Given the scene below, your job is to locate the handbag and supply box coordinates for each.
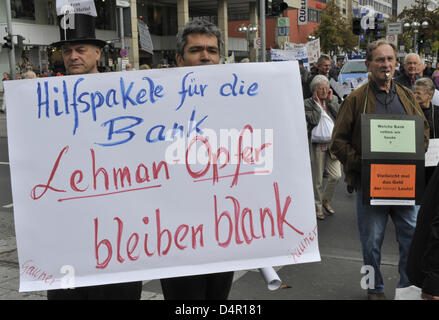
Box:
[311,103,334,143]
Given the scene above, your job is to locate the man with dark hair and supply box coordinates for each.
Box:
[159,19,234,300]
[330,40,429,300]
[175,19,222,67]
[46,13,142,300]
[304,54,338,99]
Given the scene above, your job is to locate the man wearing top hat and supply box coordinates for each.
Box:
[46,12,142,300]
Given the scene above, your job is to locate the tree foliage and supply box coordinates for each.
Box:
[398,0,439,55]
[312,0,357,54]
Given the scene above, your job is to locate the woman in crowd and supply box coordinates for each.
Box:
[414,78,439,186]
[304,75,341,220]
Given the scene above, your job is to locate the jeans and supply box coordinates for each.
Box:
[356,189,417,294]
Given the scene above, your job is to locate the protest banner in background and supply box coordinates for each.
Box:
[271,46,308,62]
[280,39,320,69]
[305,38,320,65]
[5,62,319,292]
[137,19,154,54]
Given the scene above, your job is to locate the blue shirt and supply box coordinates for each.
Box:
[370,80,406,115]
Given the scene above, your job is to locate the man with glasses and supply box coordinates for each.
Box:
[395,53,422,92]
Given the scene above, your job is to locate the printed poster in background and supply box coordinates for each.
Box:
[5,62,320,292]
[138,19,154,55]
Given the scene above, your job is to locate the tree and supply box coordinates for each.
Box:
[398,0,439,55]
[312,0,357,54]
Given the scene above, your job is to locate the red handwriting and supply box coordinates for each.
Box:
[193,170,271,183]
[94,210,205,269]
[214,181,303,247]
[93,181,301,269]
[290,225,318,263]
[185,125,271,187]
[30,146,170,201]
[21,260,58,285]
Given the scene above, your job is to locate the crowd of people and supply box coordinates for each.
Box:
[304,41,438,300]
[1,12,438,301]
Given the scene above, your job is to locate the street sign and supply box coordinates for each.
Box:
[277,26,290,36]
[116,0,130,8]
[387,22,402,35]
[120,48,128,56]
[386,34,398,47]
[254,38,261,49]
[277,17,289,27]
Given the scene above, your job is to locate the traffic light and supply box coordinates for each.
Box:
[419,33,425,52]
[271,0,288,16]
[2,35,12,50]
[374,14,385,39]
[352,17,362,35]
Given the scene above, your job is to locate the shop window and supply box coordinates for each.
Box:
[308,8,321,23]
[11,0,35,20]
[95,0,116,30]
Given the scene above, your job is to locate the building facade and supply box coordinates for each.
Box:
[2,0,368,83]
[358,0,393,17]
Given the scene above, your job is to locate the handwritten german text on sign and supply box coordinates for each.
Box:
[5,62,319,292]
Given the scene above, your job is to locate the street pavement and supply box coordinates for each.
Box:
[0,111,404,300]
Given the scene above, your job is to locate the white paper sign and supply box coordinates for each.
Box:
[306,38,320,65]
[283,39,320,65]
[5,62,320,292]
[56,0,97,16]
[425,138,439,167]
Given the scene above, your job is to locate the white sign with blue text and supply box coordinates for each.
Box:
[5,62,320,292]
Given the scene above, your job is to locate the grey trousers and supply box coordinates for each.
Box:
[310,143,342,211]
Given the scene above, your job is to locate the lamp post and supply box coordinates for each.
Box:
[307,35,316,41]
[238,23,258,60]
[403,20,429,54]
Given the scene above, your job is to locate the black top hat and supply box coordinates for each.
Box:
[51,14,107,48]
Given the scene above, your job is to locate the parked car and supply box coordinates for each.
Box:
[338,59,368,87]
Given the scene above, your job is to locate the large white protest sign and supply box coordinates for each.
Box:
[5,62,320,292]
